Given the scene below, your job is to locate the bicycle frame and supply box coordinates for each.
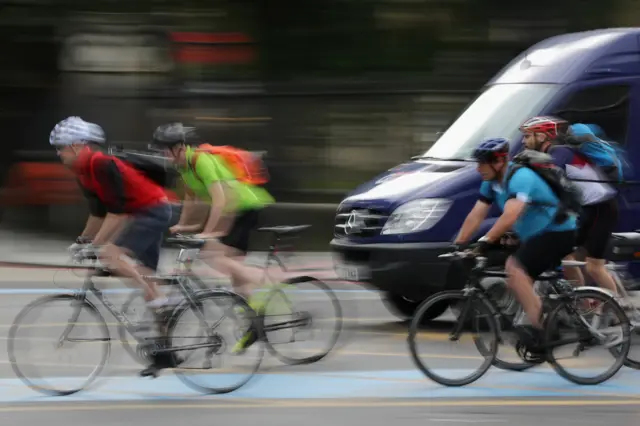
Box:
[447,253,612,350]
[61,257,235,355]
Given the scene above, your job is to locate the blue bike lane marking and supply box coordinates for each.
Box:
[0,369,637,403]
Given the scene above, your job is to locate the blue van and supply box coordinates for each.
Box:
[330,28,640,321]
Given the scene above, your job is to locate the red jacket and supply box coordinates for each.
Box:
[74,148,168,214]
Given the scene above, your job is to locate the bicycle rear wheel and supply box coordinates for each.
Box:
[408,290,498,386]
[168,289,264,394]
[261,276,343,365]
[8,294,111,396]
[545,288,631,385]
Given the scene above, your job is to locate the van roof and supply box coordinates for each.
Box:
[488,28,640,85]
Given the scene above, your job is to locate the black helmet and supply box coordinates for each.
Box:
[151,122,196,148]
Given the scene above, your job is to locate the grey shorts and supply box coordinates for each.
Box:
[114,203,172,271]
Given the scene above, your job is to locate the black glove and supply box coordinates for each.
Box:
[470,237,499,256]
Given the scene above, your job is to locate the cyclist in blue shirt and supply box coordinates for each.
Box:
[454,138,577,355]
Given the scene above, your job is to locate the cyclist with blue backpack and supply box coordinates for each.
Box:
[454,138,577,359]
[519,116,621,297]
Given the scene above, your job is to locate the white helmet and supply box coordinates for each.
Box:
[49,116,105,146]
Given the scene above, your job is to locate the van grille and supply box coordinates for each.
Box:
[334,208,389,238]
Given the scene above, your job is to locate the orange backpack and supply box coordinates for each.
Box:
[190,144,269,186]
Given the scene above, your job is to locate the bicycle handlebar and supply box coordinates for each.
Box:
[164,233,210,249]
[438,250,488,264]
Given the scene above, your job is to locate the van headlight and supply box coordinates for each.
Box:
[381,198,452,235]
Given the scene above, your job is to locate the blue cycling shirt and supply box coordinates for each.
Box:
[479,163,577,241]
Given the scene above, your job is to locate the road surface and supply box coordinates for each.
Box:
[0,231,639,425]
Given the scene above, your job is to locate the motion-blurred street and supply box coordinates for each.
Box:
[0,231,639,425]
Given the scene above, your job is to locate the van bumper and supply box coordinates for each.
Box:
[329,238,455,300]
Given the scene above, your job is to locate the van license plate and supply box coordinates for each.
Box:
[336,265,370,282]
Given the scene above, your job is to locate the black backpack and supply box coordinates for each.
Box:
[505,150,583,223]
[110,149,179,189]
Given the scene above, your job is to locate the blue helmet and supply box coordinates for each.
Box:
[472,138,510,163]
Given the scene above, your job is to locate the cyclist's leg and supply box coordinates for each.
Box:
[200,209,265,299]
[100,203,172,306]
[582,198,619,295]
[563,208,595,287]
[507,230,577,330]
[200,209,271,352]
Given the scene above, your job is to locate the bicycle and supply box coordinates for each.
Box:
[562,230,640,370]
[407,249,631,387]
[7,239,264,396]
[120,224,343,367]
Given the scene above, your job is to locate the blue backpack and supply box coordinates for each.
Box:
[564,123,631,183]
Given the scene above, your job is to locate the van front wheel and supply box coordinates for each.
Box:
[382,291,449,322]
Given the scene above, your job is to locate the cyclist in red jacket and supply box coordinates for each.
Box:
[49,116,178,376]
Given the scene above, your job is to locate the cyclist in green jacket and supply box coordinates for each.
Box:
[151,123,275,352]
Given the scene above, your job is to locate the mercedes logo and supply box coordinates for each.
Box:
[345,210,366,235]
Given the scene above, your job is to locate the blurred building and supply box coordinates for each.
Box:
[0,0,633,215]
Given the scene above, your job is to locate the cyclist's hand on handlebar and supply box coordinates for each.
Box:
[470,236,501,256]
[194,231,224,240]
[169,224,201,234]
[68,236,92,254]
[72,244,99,262]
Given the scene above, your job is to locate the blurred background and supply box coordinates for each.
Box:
[0,0,634,247]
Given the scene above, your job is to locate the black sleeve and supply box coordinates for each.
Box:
[478,195,493,205]
[92,158,126,214]
[77,179,107,218]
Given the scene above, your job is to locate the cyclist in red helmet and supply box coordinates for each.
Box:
[520,116,619,297]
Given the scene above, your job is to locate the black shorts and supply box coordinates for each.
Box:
[113,202,173,271]
[513,230,576,280]
[576,197,619,259]
[219,209,261,254]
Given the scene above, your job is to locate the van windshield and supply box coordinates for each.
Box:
[421,83,560,160]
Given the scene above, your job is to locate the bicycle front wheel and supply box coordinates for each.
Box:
[408,290,499,386]
[8,294,111,396]
[168,289,264,394]
[261,276,343,365]
[545,288,631,385]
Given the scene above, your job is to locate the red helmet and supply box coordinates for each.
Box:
[519,116,568,139]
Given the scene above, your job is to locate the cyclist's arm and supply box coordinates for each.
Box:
[193,154,237,234]
[78,181,106,239]
[175,191,198,227]
[454,182,493,244]
[483,169,532,243]
[80,215,104,240]
[547,146,573,171]
[91,158,128,245]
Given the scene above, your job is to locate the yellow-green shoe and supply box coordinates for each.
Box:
[231,328,258,354]
[231,283,292,354]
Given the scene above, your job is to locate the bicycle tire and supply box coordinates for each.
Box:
[545,288,631,385]
[168,289,264,394]
[408,290,498,386]
[8,294,111,396]
[261,276,343,365]
[451,298,537,373]
[608,269,640,370]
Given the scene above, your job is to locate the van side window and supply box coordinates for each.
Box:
[555,84,630,145]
